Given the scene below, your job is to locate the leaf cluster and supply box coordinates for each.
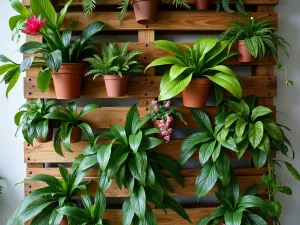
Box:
[216,0,246,14]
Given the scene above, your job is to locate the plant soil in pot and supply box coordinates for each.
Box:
[182,78,212,108]
[236,40,254,63]
[35,128,53,143]
[132,0,158,24]
[70,127,82,143]
[52,63,85,99]
[103,75,129,97]
[153,119,175,142]
[195,0,210,10]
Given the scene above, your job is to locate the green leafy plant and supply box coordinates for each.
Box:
[217,97,300,224]
[145,38,242,104]
[220,17,291,84]
[118,0,190,25]
[198,175,268,225]
[83,0,102,14]
[58,190,110,225]
[85,43,143,79]
[44,102,100,156]
[7,165,89,225]
[1,0,105,96]
[14,99,58,145]
[76,105,191,224]
[216,0,246,14]
[180,108,237,198]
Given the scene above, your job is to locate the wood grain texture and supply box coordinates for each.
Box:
[24,140,254,163]
[58,12,276,31]
[24,75,277,99]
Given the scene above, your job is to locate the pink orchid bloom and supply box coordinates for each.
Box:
[151,100,157,105]
[164,100,171,108]
[22,15,46,35]
[154,105,159,112]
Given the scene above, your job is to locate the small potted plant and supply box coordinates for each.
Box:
[85,43,143,97]
[14,99,58,144]
[145,38,242,108]
[44,102,99,156]
[58,190,110,225]
[146,99,186,142]
[216,0,246,14]
[1,0,105,98]
[220,17,291,84]
[195,0,210,10]
[7,165,89,225]
[118,0,190,25]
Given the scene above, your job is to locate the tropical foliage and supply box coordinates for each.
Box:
[14,99,58,145]
[145,38,243,104]
[44,102,100,156]
[7,166,89,225]
[75,105,191,224]
[216,0,246,14]
[220,17,291,84]
[85,43,143,79]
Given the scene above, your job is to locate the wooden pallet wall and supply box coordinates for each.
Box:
[23,0,278,224]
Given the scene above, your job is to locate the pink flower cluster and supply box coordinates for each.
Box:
[22,15,46,35]
[158,115,173,143]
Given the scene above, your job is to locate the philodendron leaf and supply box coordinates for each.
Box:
[97,143,113,171]
[163,196,192,223]
[263,119,284,141]
[37,68,52,93]
[190,108,214,134]
[43,50,62,72]
[252,148,267,168]
[129,130,143,154]
[122,199,134,225]
[199,140,216,166]
[251,106,272,122]
[248,121,264,149]
[224,211,242,225]
[284,161,300,181]
[130,185,146,220]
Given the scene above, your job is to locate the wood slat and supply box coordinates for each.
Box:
[24,140,253,163]
[24,76,277,99]
[23,0,279,6]
[60,12,276,31]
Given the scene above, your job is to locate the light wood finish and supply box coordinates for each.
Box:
[24,75,277,99]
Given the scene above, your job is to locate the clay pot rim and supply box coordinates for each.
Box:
[236,40,246,46]
[190,77,212,84]
[132,0,159,4]
[103,75,129,80]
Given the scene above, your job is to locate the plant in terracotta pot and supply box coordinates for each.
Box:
[58,190,110,225]
[7,165,90,225]
[220,17,291,85]
[216,0,246,14]
[146,99,186,142]
[198,175,268,225]
[145,38,243,108]
[14,99,59,144]
[44,102,100,156]
[118,0,189,25]
[85,43,143,97]
[1,0,105,98]
[76,105,191,224]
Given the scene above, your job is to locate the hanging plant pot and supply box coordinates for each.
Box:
[52,63,85,100]
[182,78,212,108]
[60,217,68,225]
[153,119,175,141]
[103,75,129,97]
[195,0,210,10]
[236,40,254,63]
[70,127,82,143]
[35,128,53,143]
[132,0,158,24]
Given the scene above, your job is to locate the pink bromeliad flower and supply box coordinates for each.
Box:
[22,15,46,35]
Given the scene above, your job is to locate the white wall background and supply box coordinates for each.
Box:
[0,0,299,224]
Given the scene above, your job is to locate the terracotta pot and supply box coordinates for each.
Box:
[195,0,210,10]
[103,75,129,97]
[236,40,254,63]
[182,78,212,108]
[153,119,175,140]
[70,127,82,143]
[60,217,68,225]
[52,63,85,99]
[35,128,53,143]
[132,0,158,24]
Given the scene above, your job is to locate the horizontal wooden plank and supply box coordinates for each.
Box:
[25,140,254,163]
[24,76,277,99]
[23,0,279,6]
[61,12,276,31]
[25,173,265,197]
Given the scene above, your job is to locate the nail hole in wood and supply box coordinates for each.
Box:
[28,171,32,175]
[146,108,149,111]
[29,92,32,95]
[268,93,271,96]
[29,78,31,81]
[144,57,147,60]
[145,79,148,81]
[269,77,272,80]
[29,191,32,193]
[151,81,154,85]
[145,44,148,47]
[29,186,32,188]
[32,85,35,88]
[145,93,148,96]
[146,25,149,28]
[27,158,30,161]
[27,144,30,146]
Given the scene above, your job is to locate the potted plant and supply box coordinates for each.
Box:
[14,99,59,144]
[118,0,190,25]
[195,0,210,10]
[85,43,143,97]
[58,190,110,225]
[220,17,291,84]
[44,102,99,156]
[7,165,90,225]
[216,0,246,14]
[76,105,191,224]
[145,38,242,108]
[146,99,186,142]
[1,0,105,98]
[198,175,268,225]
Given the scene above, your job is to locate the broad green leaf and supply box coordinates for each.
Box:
[225,113,239,128]
[212,142,222,162]
[125,104,140,135]
[196,206,225,225]
[139,137,164,150]
[190,108,213,134]
[57,0,72,29]
[26,174,61,188]
[5,68,21,97]
[79,155,97,171]
[252,149,267,168]
[152,40,186,57]
[20,55,34,72]
[263,119,284,141]
[146,57,185,72]
[248,121,264,149]
[129,157,146,185]
[129,130,143,153]
[10,0,31,17]
[224,211,242,225]
[199,140,216,166]
[58,207,91,221]
[43,50,62,72]
[135,151,148,173]
[181,132,212,151]
[37,68,52,93]
[235,118,248,137]
[258,134,270,154]
[122,199,134,225]
[251,106,272,122]
[14,111,26,126]
[236,139,249,159]
[246,213,267,225]
[94,190,106,218]
[30,0,57,28]
[215,151,230,186]
[163,196,191,223]
[0,55,15,63]
[99,171,112,192]
[169,64,188,80]
[146,165,155,186]
[80,21,105,45]
[44,111,69,121]
[78,123,95,145]
[130,185,146,220]
[284,162,300,181]
[97,143,113,171]
[238,195,266,209]
[54,128,63,156]
[110,124,128,146]
[179,146,198,166]
[78,104,100,119]
[20,42,46,54]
